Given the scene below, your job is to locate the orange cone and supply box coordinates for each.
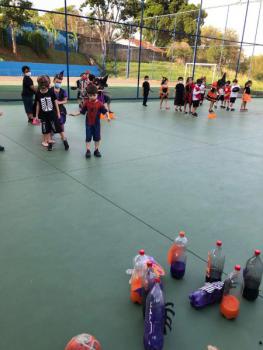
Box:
[208,112,217,119]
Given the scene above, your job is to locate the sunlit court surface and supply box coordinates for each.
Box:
[0,99,263,350]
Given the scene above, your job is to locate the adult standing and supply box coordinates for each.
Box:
[21,65,35,123]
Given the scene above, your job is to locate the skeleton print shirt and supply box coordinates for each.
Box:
[36,89,57,119]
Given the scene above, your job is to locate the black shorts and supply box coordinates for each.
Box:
[219,95,224,102]
[41,115,63,135]
[86,123,101,142]
[22,95,34,114]
[230,97,236,104]
[192,100,200,108]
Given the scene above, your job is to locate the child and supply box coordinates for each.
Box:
[218,85,225,108]
[21,65,36,123]
[224,81,231,110]
[240,80,252,112]
[230,79,240,111]
[191,79,202,117]
[200,77,206,106]
[206,82,218,113]
[184,77,194,114]
[70,84,107,159]
[95,75,112,120]
[35,75,69,151]
[52,71,68,131]
[174,77,185,112]
[0,111,4,152]
[160,77,170,110]
[142,75,151,107]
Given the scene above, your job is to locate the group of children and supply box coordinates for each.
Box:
[19,66,112,158]
[142,75,253,117]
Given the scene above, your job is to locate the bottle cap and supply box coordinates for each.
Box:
[255,250,261,256]
[235,265,241,271]
[147,261,153,267]
[139,249,145,256]
[216,240,222,247]
[154,277,161,283]
[179,231,185,237]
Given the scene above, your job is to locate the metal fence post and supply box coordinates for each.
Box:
[192,0,203,80]
[249,0,262,78]
[64,0,70,99]
[136,0,145,99]
[235,0,250,79]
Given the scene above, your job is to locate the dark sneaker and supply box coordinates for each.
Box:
[214,105,218,109]
[192,112,198,117]
[47,143,53,151]
[63,139,69,151]
[231,108,235,111]
[209,109,214,113]
[94,149,102,158]
[85,149,91,159]
[0,145,5,152]
[226,107,230,111]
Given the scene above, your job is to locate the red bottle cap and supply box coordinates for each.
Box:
[216,240,222,246]
[154,277,161,283]
[235,265,241,271]
[147,261,153,267]
[139,249,145,255]
[255,250,261,256]
[179,231,185,237]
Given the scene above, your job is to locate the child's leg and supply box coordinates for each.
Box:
[86,142,91,150]
[160,97,163,109]
[95,141,100,150]
[165,98,170,109]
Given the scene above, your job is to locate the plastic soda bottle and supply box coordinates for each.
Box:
[142,261,157,318]
[206,240,225,282]
[243,250,263,301]
[144,278,165,350]
[167,231,188,279]
[130,250,148,304]
[220,265,244,319]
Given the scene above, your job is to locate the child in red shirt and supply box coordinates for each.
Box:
[71,84,107,158]
[224,81,231,110]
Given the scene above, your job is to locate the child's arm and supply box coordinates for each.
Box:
[57,97,68,105]
[35,101,40,119]
[54,100,61,119]
[69,103,86,117]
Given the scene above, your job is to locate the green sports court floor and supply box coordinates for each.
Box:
[0,99,263,350]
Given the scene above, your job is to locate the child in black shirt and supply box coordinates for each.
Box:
[174,77,185,112]
[35,75,69,151]
[142,75,151,106]
[21,65,35,123]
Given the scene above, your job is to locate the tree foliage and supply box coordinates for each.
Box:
[198,26,242,70]
[0,0,33,54]
[142,0,206,47]
[167,41,192,63]
[80,0,141,69]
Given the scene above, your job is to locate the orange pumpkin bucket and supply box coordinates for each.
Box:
[220,295,240,319]
[208,112,217,119]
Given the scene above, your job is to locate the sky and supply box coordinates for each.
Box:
[32,0,263,55]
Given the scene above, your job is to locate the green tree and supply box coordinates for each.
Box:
[0,0,33,55]
[79,0,141,70]
[167,41,192,63]
[143,0,206,47]
[198,26,241,71]
[38,6,86,49]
